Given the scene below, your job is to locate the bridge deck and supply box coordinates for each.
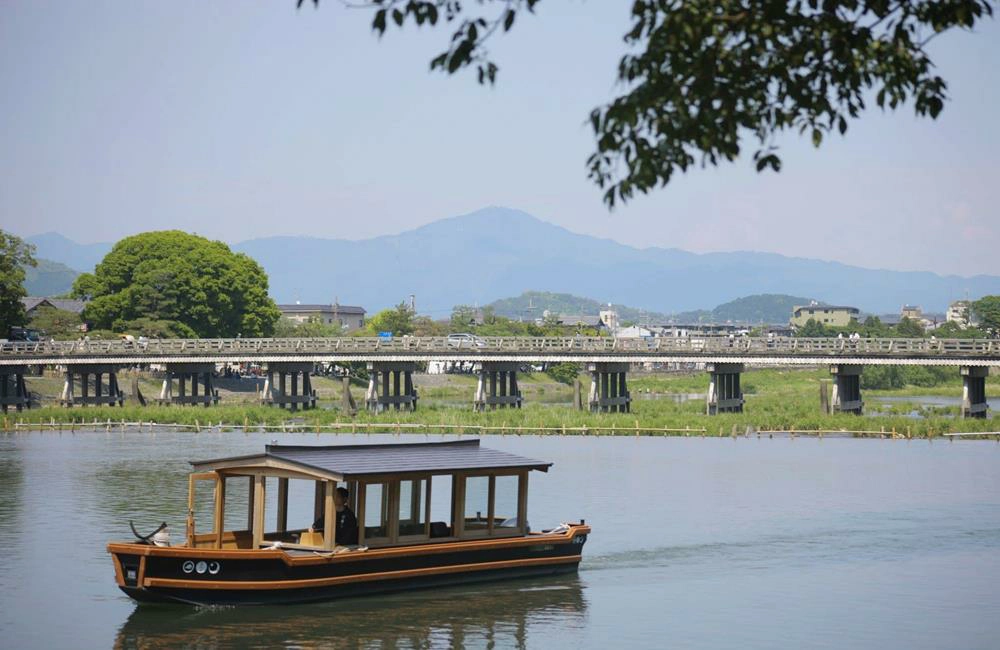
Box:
[1,336,998,367]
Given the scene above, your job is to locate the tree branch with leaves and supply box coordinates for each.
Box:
[299,0,994,206]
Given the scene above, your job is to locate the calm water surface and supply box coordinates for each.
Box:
[1,431,999,649]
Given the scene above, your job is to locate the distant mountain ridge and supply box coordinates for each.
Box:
[26,232,112,273]
[27,207,1000,314]
[24,258,79,297]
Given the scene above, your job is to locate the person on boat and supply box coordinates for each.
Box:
[309,487,359,545]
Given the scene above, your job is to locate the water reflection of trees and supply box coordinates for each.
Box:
[115,576,586,650]
[0,451,24,545]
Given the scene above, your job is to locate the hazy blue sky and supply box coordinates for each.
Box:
[1,1,998,276]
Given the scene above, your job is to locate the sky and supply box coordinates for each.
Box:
[1,1,998,277]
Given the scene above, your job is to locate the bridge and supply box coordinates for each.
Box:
[1,336,996,417]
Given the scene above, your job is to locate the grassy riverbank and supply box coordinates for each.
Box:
[6,368,996,438]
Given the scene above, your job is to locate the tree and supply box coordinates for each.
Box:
[366,303,415,336]
[545,362,581,385]
[0,230,37,335]
[300,0,994,206]
[71,231,281,338]
[894,316,925,338]
[27,307,82,340]
[796,318,830,337]
[933,321,986,339]
[973,295,1000,335]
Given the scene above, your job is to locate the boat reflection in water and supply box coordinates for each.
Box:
[114,575,586,649]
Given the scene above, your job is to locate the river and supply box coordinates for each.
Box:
[1,431,999,649]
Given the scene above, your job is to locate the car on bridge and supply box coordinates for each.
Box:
[447,333,487,348]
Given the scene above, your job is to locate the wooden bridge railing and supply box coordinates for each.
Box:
[1,336,998,360]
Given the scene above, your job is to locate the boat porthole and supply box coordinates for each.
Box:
[208,561,221,575]
[182,561,195,574]
[195,561,208,574]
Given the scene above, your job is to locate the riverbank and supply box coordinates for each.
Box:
[6,368,995,438]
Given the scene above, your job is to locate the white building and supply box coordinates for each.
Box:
[946,300,979,329]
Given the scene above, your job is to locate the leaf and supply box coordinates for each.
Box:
[504,9,515,31]
[811,128,822,147]
[372,9,387,34]
[392,9,404,26]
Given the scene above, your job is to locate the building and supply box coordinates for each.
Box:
[790,304,860,328]
[22,297,87,317]
[278,303,366,331]
[599,308,620,332]
[946,300,979,329]
[901,305,922,321]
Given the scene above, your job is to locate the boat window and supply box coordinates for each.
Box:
[494,475,520,529]
[398,478,429,538]
[463,476,490,536]
[429,475,454,538]
[362,482,389,540]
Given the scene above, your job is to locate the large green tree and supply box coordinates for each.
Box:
[365,303,416,336]
[0,230,37,334]
[973,295,1000,334]
[71,231,281,338]
[301,0,994,206]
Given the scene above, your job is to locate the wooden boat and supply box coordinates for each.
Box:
[107,438,590,605]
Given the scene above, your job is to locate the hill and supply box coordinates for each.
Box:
[24,258,79,296]
[487,291,671,324]
[30,208,1000,315]
[676,294,815,324]
[25,232,111,273]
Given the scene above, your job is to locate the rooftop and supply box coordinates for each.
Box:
[278,303,366,315]
[191,438,551,480]
[22,297,87,314]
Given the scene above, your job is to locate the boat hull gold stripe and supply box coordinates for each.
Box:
[143,555,580,591]
[108,526,591,566]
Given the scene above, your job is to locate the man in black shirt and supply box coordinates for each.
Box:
[310,486,359,546]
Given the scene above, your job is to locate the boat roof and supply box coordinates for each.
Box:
[190,438,552,481]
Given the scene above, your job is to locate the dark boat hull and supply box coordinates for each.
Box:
[109,525,589,606]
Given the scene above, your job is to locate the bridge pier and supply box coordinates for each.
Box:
[830,364,863,414]
[0,365,32,413]
[588,362,631,413]
[158,363,219,407]
[474,362,523,411]
[60,364,124,407]
[961,366,989,419]
[706,363,745,414]
[366,362,417,413]
[263,362,316,410]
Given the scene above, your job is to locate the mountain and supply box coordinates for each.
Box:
[24,258,79,296]
[31,208,1000,315]
[487,291,671,323]
[234,207,999,315]
[25,232,112,273]
[676,294,816,324]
